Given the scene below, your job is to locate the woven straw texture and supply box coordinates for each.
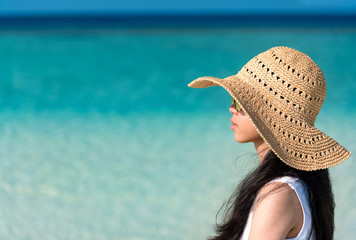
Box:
[188,46,351,171]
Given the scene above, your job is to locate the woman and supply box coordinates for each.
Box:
[188,46,351,240]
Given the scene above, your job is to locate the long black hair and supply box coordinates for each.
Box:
[210,149,335,240]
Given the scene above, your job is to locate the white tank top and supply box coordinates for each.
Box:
[240,176,315,240]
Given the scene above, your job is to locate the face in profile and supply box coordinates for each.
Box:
[229,101,263,144]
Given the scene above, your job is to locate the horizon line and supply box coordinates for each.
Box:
[0,12,355,30]
[1,10,356,18]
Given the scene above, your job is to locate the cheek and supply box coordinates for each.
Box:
[246,124,261,139]
[241,121,259,137]
[234,117,261,142]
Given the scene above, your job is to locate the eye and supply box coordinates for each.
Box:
[231,97,243,112]
[236,104,241,112]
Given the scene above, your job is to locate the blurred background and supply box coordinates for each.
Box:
[0,1,355,239]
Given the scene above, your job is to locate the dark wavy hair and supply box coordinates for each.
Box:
[210,149,335,240]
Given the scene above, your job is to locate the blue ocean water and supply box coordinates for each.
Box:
[0,18,355,239]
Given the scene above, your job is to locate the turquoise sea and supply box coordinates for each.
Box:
[0,16,355,239]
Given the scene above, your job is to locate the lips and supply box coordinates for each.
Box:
[230,118,238,129]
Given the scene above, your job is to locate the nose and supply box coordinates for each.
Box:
[229,104,239,115]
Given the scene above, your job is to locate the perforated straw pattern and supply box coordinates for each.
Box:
[188,46,351,171]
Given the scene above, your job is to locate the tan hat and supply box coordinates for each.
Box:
[188,46,351,171]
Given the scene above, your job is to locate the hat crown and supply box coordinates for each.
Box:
[237,46,326,125]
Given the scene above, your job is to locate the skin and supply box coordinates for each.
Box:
[229,103,304,240]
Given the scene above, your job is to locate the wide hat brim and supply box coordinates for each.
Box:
[188,74,351,171]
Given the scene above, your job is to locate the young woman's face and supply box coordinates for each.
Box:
[229,104,263,144]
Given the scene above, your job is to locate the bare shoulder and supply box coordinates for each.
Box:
[256,181,297,206]
[248,181,302,240]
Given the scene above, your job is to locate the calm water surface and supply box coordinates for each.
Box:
[0,21,355,239]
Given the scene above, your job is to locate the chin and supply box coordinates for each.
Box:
[234,135,250,143]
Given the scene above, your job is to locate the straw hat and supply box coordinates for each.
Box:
[188,46,351,171]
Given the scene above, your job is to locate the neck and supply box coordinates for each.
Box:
[254,139,270,163]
